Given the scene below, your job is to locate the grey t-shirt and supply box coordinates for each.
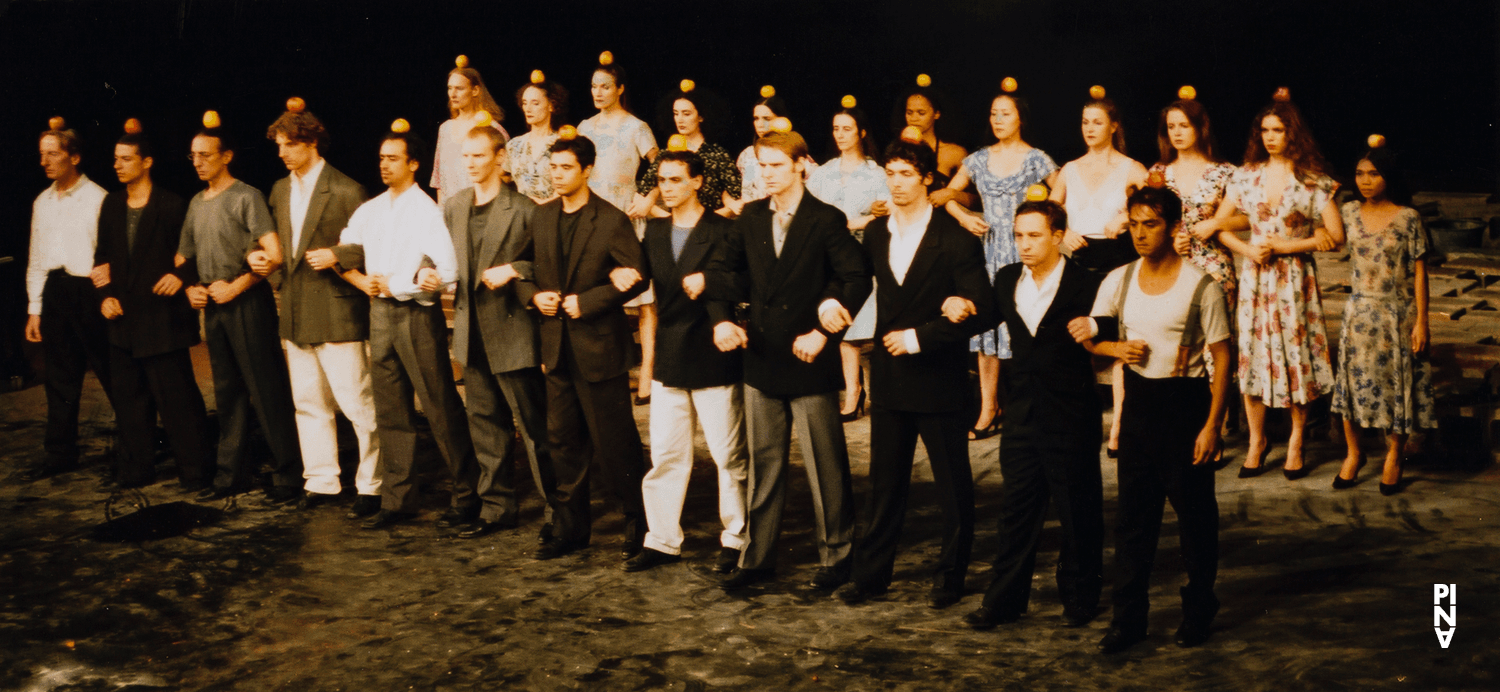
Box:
[178,180,275,283]
[125,206,145,250]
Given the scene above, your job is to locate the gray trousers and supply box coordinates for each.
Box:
[739,385,854,571]
[464,355,554,525]
[369,298,477,513]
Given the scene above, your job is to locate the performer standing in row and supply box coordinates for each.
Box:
[834,136,992,609]
[633,80,741,219]
[23,120,115,481]
[728,86,816,215]
[963,192,1105,630]
[432,56,509,204]
[695,124,871,590]
[259,101,383,514]
[442,122,556,539]
[624,146,748,574]
[178,116,302,502]
[897,75,966,180]
[508,71,568,204]
[92,121,209,490]
[1157,89,1238,305]
[521,132,650,560]
[328,122,474,529]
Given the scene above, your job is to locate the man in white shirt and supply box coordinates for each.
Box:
[23,123,115,480]
[326,127,476,530]
[256,105,382,516]
[1070,185,1231,653]
[831,138,994,608]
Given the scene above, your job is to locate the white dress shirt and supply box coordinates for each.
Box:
[26,174,107,315]
[1015,257,1066,336]
[337,185,457,306]
[288,157,325,252]
[886,203,933,353]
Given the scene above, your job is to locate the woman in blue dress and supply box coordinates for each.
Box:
[805,97,890,420]
[931,86,1058,439]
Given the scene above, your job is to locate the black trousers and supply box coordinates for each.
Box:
[983,426,1104,616]
[1110,367,1219,634]
[1071,235,1139,275]
[39,271,115,463]
[108,345,211,487]
[369,298,477,513]
[464,349,555,524]
[544,332,646,546]
[203,282,301,488]
[851,405,974,593]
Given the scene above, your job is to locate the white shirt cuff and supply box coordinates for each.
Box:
[818,299,843,321]
[28,301,42,316]
[901,329,921,354]
[1087,318,1099,339]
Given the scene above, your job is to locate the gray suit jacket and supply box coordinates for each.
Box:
[444,185,540,374]
[268,163,369,345]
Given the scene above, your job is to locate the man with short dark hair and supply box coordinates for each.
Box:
[92,127,210,490]
[518,134,649,560]
[177,122,302,503]
[257,105,381,515]
[23,123,114,480]
[328,127,473,530]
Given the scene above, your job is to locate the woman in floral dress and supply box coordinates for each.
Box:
[1331,142,1434,495]
[1199,95,1343,479]
[507,75,568,203]
[633,83,740,217]
[932,90,1058,439]
[1155,96,1237,299]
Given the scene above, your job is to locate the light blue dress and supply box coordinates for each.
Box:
[807,156,890,341]
[963,147,1057,357]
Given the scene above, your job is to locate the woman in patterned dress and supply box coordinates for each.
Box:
[1199,95,1343,479]
[1331,142,1433,495]
[932,89,1058,439]
[506,74,568,204]
[726,87,817,217]
[578,56,660,404]
[633,82,741,218]
[1159,95,1238,299]
[806,99,890,419]
[431,61,509,204]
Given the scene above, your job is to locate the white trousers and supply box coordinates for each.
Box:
[284,339,382,495]
[642,381,749,555]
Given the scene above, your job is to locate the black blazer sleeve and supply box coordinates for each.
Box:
[913,230,996,347]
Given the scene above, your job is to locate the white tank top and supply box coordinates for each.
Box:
[1064,157,1133,239]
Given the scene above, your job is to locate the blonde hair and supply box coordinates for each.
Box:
[448,67,506,122]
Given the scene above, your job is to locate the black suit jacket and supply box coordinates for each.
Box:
[995,258,1109,441]
[518,193,647,382]
[704,191,872,398]
[445,185,541,374]
[866,211,997,414]
[643,214,742,390]
[93,187,199,358]
[268,163,370,345]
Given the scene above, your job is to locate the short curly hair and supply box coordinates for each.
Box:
[266,110,329,151]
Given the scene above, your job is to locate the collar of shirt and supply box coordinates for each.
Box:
[50,174,91,200]
[768,185,804,220]
[1015,257,1066,336]
[887,202,932,285]
[291,158,325,197]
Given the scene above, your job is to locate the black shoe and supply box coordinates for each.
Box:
[969,420,1001,441]
[839,388,866,423]
[347,495,381,519]
[297,491,339,510]
[1105,445,1118,459]
[264,485,302,505]
[633,394,651,406]
[1282,465,1310,481]
[834,582,886,605]
[720,567,775,590]
[1379,481,1401,496]
[620,536,645,560]
[962,606,1019,630]
[1237,464,1267,478]
[926,588,962,610]
[1063,604,1097,627]
[1333,456,1366,490]
[537,522,554,545]
[713,547,741,575]
[196,485,243,502]
[622,547,681,572]
[534,538,586,560]
[1096,627,1146,654]
[435,505,479,529]
[808,565,849,591]
[21,459,78,481]
[458,518,516,539]
[361,509,416,530]
[1175,619,1213,648]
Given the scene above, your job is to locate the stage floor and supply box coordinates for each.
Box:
[1,344,1495,691]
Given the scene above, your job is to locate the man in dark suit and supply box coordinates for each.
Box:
[91,125,210,490]
[516,133,648,560]
[254,104,382,514]
[960,196,1110,630]
[689,128,872,590]
[833,138,995,609]
[442,126,555,540]
[619,148,748,574]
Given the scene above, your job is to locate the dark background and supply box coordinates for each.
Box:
[0,0,1495,375]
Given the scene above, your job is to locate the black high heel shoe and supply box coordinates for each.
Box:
[840,389,866,423]
[1332,455,1366,490]
[1379,468,1403,496]
[1238,445,1270,478]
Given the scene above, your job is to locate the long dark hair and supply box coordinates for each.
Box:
[1156,99,1221,165]
[985,92,1029,144]
[1243,100,1328,179]
[890,84,956,148]
[592,64,632,114]
[515,79,569,131]
[828,106,878,161]
[1359,145,1413,206]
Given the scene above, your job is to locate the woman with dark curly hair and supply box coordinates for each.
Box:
[507,71,569,203]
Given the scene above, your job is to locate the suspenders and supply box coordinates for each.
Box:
[1112,260,1215,377]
